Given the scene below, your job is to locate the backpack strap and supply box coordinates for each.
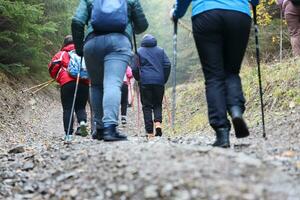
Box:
[49,51,67,80]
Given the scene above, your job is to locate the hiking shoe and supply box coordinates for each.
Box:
[64,135,73,144]
[92,128,104,140]
[147,133,155,140]
[155,122,162,137]
[229,106,249,138]
[103,125,127,142]
[75,121,88,137]
[121,116,127,125]
[212,128,230,148]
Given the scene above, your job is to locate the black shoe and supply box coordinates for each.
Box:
[230,106,249,138]
[92,128,104,140]
[155,127,162,137]
[212,128,230,148]
[103,125,127,142]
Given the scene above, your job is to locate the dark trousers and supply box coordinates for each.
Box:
[140,84,164,133]
[61,81,89,134]
[121,83,128,116]
[192,9,251,130]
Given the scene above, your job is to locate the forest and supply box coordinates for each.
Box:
[0,0,289,83]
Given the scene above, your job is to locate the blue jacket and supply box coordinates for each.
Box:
[174,0,251,19]
[132,34,171,86]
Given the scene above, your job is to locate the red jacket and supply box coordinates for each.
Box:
[48,44,89,86]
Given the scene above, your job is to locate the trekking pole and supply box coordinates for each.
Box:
[66,57,82,142]
[22,79,54,93]
[171,19,178,132]
[280,8,283,62]
[31,80,54,94]
[252,4,266,138]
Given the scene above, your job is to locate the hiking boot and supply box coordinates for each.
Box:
[75,121,88,137]
[147,133,155,140]
[92,128,104,140]
[121,116,127,125]
[103,125,127,142]
[64,134,73,144]
[155,122,162,137]
[229,106,249,138]
[212,128,230,148]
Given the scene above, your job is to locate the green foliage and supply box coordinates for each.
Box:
[0,0,77,78]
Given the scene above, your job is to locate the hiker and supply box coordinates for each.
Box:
[171,0,256,147]
[132,34,171,138]
[277,0,300,57]
[72,0,148,141]
[120,66,133,126]
[48,35,89,139]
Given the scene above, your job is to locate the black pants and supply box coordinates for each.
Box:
[192,9,251,130]
[61,81,89,134]
[120,83,128,116]
[140,84,164,133]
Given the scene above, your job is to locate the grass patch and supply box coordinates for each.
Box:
[163,58,300,135]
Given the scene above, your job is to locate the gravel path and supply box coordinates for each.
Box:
[0,82,299,200]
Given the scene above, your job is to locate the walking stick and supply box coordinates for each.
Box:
[66,57,82,142]
[252,5,266,138]
[171,19,178,131]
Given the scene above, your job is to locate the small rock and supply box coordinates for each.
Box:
[8,146,25,154]
[56,172,76,182]
[118,184,129,193]
[69,188,78,197]
[235,153,262,167]
[22,161,35,171]
[144,185,158,199]
[173,190,190,200]
[160,183,173,197]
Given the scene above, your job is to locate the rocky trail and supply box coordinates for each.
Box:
[0,77,299,200]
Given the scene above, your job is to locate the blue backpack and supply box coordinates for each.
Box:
[67,50,89,80]
[91,0,128,33]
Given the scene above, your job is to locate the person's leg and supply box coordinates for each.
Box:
[223,10,251,138]
[102,33,132,141]
[120,83,129,117]
[192,10,230,147]
[192,10,230,131]
[285,13,300,57]
[152,85,164,136]
[74,82,89,136]
[60,81,76,135]
[140,85,154,135]
[84,36,105,139]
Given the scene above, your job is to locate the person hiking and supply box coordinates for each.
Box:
[277,0,300,57]
[171,0,255,147]
[72,0,148,142]
[120,66,133,126]
[132,34,171,138]
[48,35,89,140]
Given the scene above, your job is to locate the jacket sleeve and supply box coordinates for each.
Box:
[173,0,192,19]
[162,50,171,84]
[71,0,89,56]
[131,54,141,81]
[131,0,149,34]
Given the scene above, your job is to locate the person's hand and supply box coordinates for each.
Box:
[250,0,259,6]
[169,8,177,22]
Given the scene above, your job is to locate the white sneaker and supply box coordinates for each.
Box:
[121,116,127,125]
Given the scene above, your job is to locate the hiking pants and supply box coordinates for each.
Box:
[140,84,164,133]
[61,81,89,135]
[192,9,251,130]
[84,33,132,129]
[121,83,129,116]
[285,12,300,57]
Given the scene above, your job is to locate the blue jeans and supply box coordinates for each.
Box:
[84,33,132,129]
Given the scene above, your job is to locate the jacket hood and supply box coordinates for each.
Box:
[61,43,75,52]
[141,34,157,47]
